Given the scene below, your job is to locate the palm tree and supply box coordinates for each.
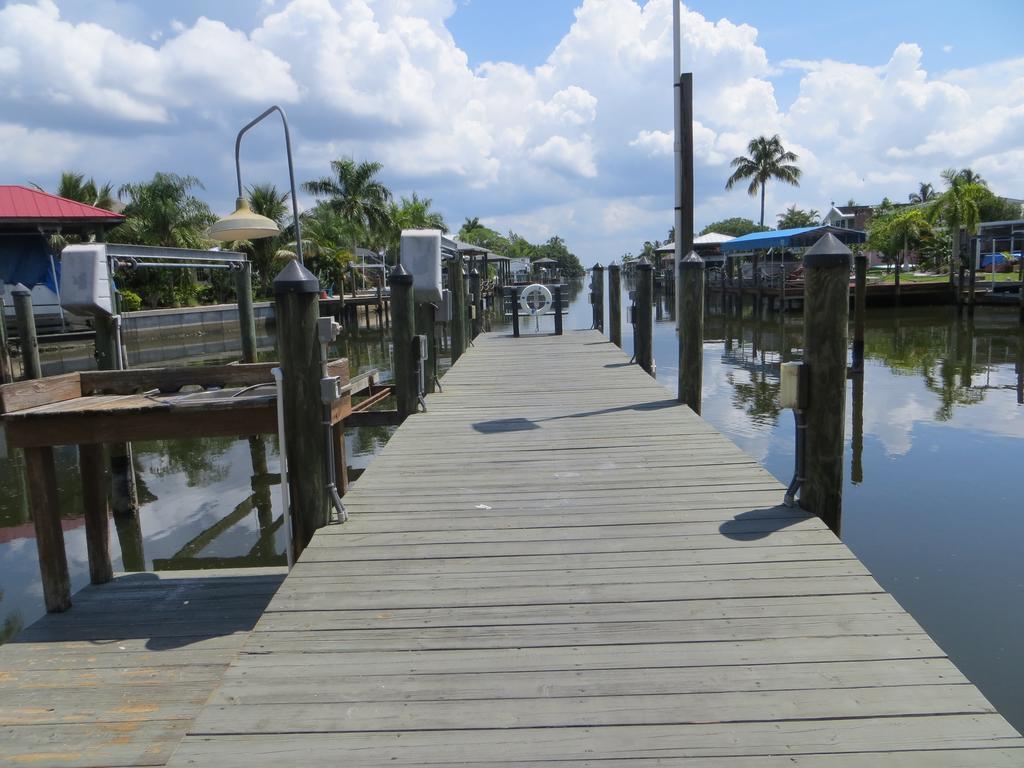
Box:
[943,168,986,188]
[908,182,936,204]
[777,206,819,228]
[725,135,802,227]
[461,217,482,235]
[303,159,392,258]
[33,171,117,210]
[244,183,290,293]
[927,173,987,277]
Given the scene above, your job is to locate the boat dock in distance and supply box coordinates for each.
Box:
[3,330,1023,766]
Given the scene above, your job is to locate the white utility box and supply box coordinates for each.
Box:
[400,229,443,303]
[60,244,113,316]
[779,362,805,410]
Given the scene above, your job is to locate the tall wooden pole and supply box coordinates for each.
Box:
[852,253,867,372]
[635,257,654,376]
[12,285,41,380]
[389,264,418,417]
[800,234,851,534]
[678,251,704,412]
[591,263,604,332]
[470,267,482,339]
[236,260,258,363]
[0,297,13,384]
[608,262,622,348]
[24,445,70,612]
[415,302,437,393]
[676,73,695,327]
[273,260,327,557]
[553,285,563,336]
[79,443,112,584]
[450,256,466,362]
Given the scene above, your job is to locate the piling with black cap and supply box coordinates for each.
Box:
[800,233,851,533]
[274,259,327,556]
[591,263,604,332]
[608,262,622,347]
[678,251,704,412]
[634,257,654,376]
[12,284,40,380]
[553,284,563,335]
[389,264,417,417]
[450,255,466,362]
[470,267,482,339]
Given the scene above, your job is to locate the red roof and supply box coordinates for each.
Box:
[0,185,124,223]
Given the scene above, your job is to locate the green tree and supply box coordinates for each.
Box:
[725,134,802,227]
[458,221,509,254]
[945,168,986,187]
[867,208,932,272]
[32,171,116,210]
[278,202,357,290]
[244,183,290,294]
[777,206,819,228]
[112,173,216,307]
[534,235,584,276]
[303,158,393,258]
[927,170,987,275]
[908,182,936,204]
[700,217,769,237]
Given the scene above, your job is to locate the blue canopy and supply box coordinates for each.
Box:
[720,225,866,253]
[0,233,59,291]
[980,252,1021,268]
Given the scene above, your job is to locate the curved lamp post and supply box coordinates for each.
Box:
[210,105,304,264]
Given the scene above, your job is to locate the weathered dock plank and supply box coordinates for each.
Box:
[0,568,284,767]
[150,332,1024,762]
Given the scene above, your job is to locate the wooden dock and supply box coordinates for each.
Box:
[3,329,1022,766]
[162,330,1020,765]
[0,568,285,767]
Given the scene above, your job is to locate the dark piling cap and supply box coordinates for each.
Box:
[804,233,852,269]
[469,268,479,277]
[637,255,652,270]
[273,259,320,294]
[592,262,604,271]
[680,250,704,269]
[11,282,31,296]
[388,263,413,286]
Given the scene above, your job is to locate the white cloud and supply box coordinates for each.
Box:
[0,0,1022,263]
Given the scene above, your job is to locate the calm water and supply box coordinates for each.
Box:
[1,279,1022,732]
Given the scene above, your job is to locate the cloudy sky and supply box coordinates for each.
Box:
[1,0,1022,261]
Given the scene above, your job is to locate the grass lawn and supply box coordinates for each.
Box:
[868,270,1022,284]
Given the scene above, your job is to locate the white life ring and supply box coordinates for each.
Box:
[519,284,552,316]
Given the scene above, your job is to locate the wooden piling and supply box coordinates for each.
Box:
[677,72,695,325]
[508,287,520,338]
[415,302,437,392]
[591,263,604,332]
[470,268,482,339]
[0,297,12,384]
[608,262,622,347]
[967,237,978,317]
[79,443,113,584]
[24,445,71,612]
[236,261,258,364]
[852,253,867,372]
[851,370,864,485]
[635,257,654,376]
[678,251,704,413]
[273,260,327,557]
[389,264,418,416]
[450,256,466,362]
[553,284,563,336]
[12,285,41,380]
[800,234,851,534]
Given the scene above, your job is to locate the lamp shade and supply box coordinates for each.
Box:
[209,197,280,241]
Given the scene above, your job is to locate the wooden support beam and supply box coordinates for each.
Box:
[79,443,113,584]
[24,446,71,612]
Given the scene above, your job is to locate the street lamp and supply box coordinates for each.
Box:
[210,105,304,264]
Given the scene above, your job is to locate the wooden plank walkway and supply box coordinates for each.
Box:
[165,330,1024,765]
[0,568,285,767]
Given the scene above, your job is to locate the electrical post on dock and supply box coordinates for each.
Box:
[799,233,851,533]
[678,251,704,413]
[590,263,604,332]
[634,256,654,376]
[403,230,445,394]
[608,262,622,348]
